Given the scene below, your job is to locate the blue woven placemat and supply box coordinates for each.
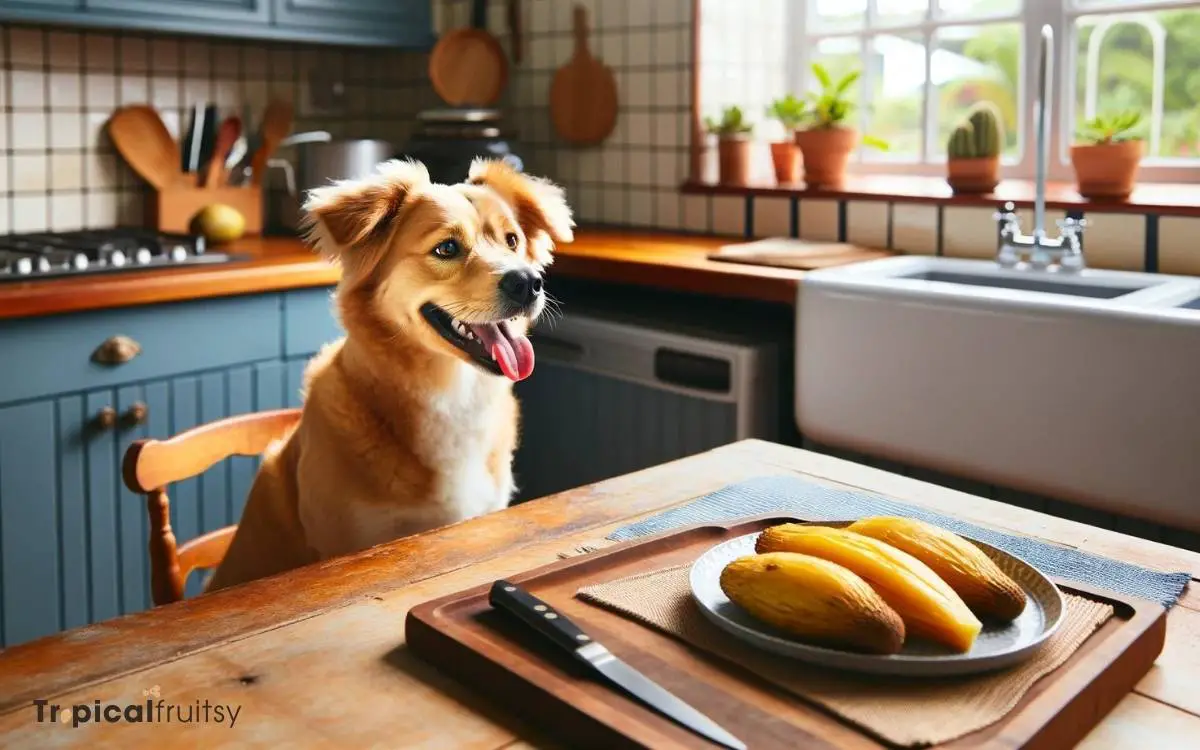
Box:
[608,475,1192,609]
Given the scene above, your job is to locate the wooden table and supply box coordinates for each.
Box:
[0,440,1196,748]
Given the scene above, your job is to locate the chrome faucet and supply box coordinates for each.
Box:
[993,24,1087,272]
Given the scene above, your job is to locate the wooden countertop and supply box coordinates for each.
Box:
[0,230,811,321]
[0,439,1195,747]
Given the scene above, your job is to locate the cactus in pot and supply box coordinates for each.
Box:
[946,101,1004,194]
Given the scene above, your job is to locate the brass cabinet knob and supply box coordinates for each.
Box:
[123,402,149,427]
[91,335,141,366]
[93,406,117,430]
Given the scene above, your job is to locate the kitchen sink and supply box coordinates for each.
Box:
[795,254,1200,533]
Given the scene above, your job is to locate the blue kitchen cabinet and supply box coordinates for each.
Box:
[0,0,434,48]
[0,286,342,649]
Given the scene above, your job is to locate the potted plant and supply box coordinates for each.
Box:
[946,101,1004,194]
[704,106,754,186]
[765,94,805,184]
[1071,110,1144,199]
[792,62,887,187]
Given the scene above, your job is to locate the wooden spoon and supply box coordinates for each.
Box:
[107,105,183,189]
[249,99,294,186]
[550,4,618,145]
[203,116,241,187]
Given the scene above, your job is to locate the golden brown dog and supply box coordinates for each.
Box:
[205,158,574,592]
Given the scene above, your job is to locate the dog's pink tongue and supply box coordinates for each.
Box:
[468,322,535,382]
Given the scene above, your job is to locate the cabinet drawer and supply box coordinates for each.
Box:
[283,286,343,358]
[0,294,283,404]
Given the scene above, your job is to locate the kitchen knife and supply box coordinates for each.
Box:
[488,580,746,750]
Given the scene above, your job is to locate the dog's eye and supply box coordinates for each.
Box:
[431,239,461,259]
[505,232,519,250]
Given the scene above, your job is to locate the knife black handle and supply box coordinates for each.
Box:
[489,580,595,656]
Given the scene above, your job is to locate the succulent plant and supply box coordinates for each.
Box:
[1076,110,1143,145]
[704,106,754,138]
[947,101,1004,159]
[765,94,807,133]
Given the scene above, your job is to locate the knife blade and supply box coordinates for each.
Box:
[488,580,746,750]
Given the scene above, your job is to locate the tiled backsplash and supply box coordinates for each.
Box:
[0,22,435,234]
[2,0,1197,277]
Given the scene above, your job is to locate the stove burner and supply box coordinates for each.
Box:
[0,229,238,282]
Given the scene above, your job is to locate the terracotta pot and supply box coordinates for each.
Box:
[1070,140,1144,199]
[947,156,1000,194]
[716,136,751,186]
[769,141,801,185]
[794,126,857,187]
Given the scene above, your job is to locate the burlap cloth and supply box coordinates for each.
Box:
[576,564,1113,748]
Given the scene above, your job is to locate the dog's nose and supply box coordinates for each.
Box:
[499,269,543,307]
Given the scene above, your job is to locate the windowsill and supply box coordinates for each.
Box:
[680,176,1200,216]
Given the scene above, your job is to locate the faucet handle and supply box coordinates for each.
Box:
[993,201,1018,222]
[1057,216,1087,237]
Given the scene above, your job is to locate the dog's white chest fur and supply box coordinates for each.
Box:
[306,363,515,556]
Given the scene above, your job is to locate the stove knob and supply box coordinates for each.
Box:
[134,247,153,265]
[72,253,89,270]
[108,249,127,267]
[170,245,188,262]
[14,257,32,275]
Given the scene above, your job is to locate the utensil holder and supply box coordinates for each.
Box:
[148,174,264,236]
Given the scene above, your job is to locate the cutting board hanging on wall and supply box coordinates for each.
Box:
[549,4,618,145]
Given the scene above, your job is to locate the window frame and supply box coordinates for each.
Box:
[781,0,1200,185]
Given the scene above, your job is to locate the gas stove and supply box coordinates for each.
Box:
[0,229,236,282]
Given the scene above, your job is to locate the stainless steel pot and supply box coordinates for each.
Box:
[270,132,395,199]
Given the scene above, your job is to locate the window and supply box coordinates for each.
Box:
[697,0,1200,184]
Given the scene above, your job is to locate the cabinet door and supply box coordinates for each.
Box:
[85,0,269,23]
[271,0,434,46]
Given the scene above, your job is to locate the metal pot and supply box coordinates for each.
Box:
[271,132,395,199]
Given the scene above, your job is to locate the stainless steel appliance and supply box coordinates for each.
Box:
[0,229,230,281]
[397,108,524,184]
[269,131,395,199]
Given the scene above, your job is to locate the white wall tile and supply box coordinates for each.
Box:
[49,112,83,150]
[50,153,84,192]
[49,70,81,110]
[655,190,683,230]
[11,69,46,109]
[1079,213,1145,271]
[50,192,85,231]
[846,201,889,248]
[798,199,839,241]
[712,195,744,236]
[682,194,711,232]
[12,195,48,232]
[891,204,939,254]
[1159,217,1200,276]
[941,206,997,259]
[628,188,655,226]
[12,112,47,151]
[601,186,628,224]
[752,196,791,238]
[9,27,44,68]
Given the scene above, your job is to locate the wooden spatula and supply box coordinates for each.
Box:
[249,99,294,186]
[549,4,618,145]
[203,115,241,187]
[108,105,183,190]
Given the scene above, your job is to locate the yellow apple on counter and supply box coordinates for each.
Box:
[191,203,246,244]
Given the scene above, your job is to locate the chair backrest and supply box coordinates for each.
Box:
[122,408,302,605]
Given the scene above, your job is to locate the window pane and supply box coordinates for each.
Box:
[811,0,866,33]
[877,0,929,27]
[865,32,926,160]
[934,23,1021,159]
[938,0,1020,18]
[1073,9,1200,159]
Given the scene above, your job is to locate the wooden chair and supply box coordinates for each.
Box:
[122,408,302,605]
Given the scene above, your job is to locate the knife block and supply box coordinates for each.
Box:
[149,174,264,236]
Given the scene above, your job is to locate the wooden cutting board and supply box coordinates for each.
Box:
[407,515,1166,750]
[549,4,618,145]
[709,237,893,270]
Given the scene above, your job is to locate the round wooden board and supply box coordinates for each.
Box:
[428,0,508,107]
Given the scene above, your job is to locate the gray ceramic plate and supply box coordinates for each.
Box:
[689,522,1065,677]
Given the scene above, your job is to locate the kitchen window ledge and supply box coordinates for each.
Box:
[681,176,1200,217]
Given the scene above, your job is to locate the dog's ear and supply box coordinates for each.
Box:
[467,158,575,246]
[302,159,430,277]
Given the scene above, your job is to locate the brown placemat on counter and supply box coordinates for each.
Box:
[577,564,1113,748]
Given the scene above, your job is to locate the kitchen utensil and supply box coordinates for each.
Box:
[397,108,523,184]
[428,0,507,107]
[198,103,218,174]
[224,135,247,173]
[487,580,746,750]
[689,522,1066,677]
[203,116,241,187]
[549,4,618,145]
[507,0,522,64]
[277,136,393,198]
[406,515,1164,749]
[182,103,209,173]
[249,99,294,186]
[107,105,183,190]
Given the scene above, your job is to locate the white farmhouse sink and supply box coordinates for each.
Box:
[795,255,1200,532]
